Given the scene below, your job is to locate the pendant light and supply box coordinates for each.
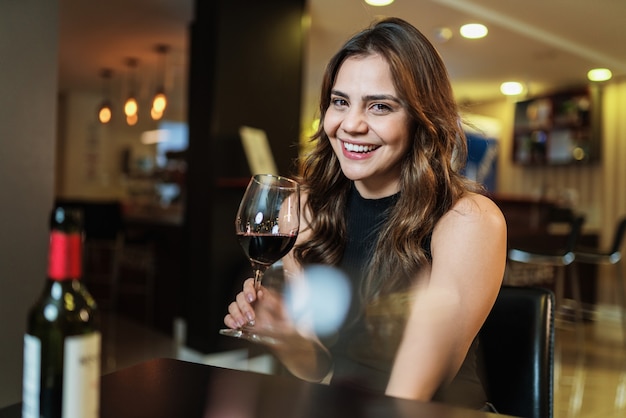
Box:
[97,68,113,124]
[151,44,170,121]
[124,57,139,126]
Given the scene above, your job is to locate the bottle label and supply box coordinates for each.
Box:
[22,334,41,418]
[21,332,101,418]
[63,332,101,418]
[48,231,82,280]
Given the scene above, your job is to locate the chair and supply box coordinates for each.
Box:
[114,226,156,325]
[575,217,626,339]
[479,286,555,418]
[507,214,586,343]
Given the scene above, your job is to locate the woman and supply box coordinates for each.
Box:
[224,17,507,411]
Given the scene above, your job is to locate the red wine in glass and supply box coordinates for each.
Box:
[237,233,298,271]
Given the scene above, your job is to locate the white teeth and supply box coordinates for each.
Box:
[343,142,378,153]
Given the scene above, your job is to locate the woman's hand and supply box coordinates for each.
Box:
[224,278,293,339]
[223,277,333,382]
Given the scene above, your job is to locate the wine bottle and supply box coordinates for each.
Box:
[22,206,101,418]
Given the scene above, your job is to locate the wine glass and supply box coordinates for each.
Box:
[219,174,300,342]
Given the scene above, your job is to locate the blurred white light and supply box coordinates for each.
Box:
[364,0,394,5]
[460,23,488,39]
[500,81,524,96]
[285,265,351,337]
[587,68,612,82]
[140,129,170,145]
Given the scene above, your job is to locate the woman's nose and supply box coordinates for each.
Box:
[340,107,368,134]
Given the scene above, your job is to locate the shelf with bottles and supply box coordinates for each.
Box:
[512,87,599,166]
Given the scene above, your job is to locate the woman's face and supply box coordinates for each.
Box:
[324,53,412,199]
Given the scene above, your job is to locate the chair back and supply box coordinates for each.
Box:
[479,286,555,418]
[564,215,585,253]
[609,217,626,255]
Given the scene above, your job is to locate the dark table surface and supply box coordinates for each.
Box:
[1,357,508,418]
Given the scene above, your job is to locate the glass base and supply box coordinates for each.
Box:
[219,327,279,345]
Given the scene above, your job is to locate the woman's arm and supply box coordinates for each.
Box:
[386,192,507,401]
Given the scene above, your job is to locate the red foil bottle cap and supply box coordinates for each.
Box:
[48,231,82,280]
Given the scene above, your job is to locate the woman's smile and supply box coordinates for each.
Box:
[341,140,381,157]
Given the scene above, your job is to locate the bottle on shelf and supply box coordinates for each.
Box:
[22,205,101,418]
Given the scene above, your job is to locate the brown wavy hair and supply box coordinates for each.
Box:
[294,17,481,301]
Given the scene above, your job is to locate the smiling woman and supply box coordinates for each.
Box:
[224,17,507,412]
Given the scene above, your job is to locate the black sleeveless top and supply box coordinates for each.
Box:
[328,185,487,409]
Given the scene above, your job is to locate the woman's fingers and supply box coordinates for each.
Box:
[223,278,259,329]
[236,291,256,325]
[224,313,241,329]
[243,278,257,303]
[224,290,255,328]
[225,300,246,328]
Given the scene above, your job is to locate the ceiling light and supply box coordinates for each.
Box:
[364,0,394,6]
[587,68,612,82]
[124,58,139,121]
[151,44,170,121]
[97,68,113,124]
[500,81,524,96]
[460,23,488,39]
[98,104,112,124]
[151,106,164,121]
[124,97,138,117]
[126,113,138,126]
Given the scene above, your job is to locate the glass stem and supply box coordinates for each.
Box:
[253,269,263,290]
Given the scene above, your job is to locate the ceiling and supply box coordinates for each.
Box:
[59,0,194,119]
[59,0,626,119]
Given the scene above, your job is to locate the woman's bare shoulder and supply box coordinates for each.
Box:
[436,192,506,237]
[454,192,504,219]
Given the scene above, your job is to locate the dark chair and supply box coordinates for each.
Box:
[575,216,626,339]
[507,215,586,343]
[480,286,555,418]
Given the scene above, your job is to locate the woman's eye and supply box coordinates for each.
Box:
[331,98,348,107]
[371,103,392,113]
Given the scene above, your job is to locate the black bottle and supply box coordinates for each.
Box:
[22,206,100,418]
